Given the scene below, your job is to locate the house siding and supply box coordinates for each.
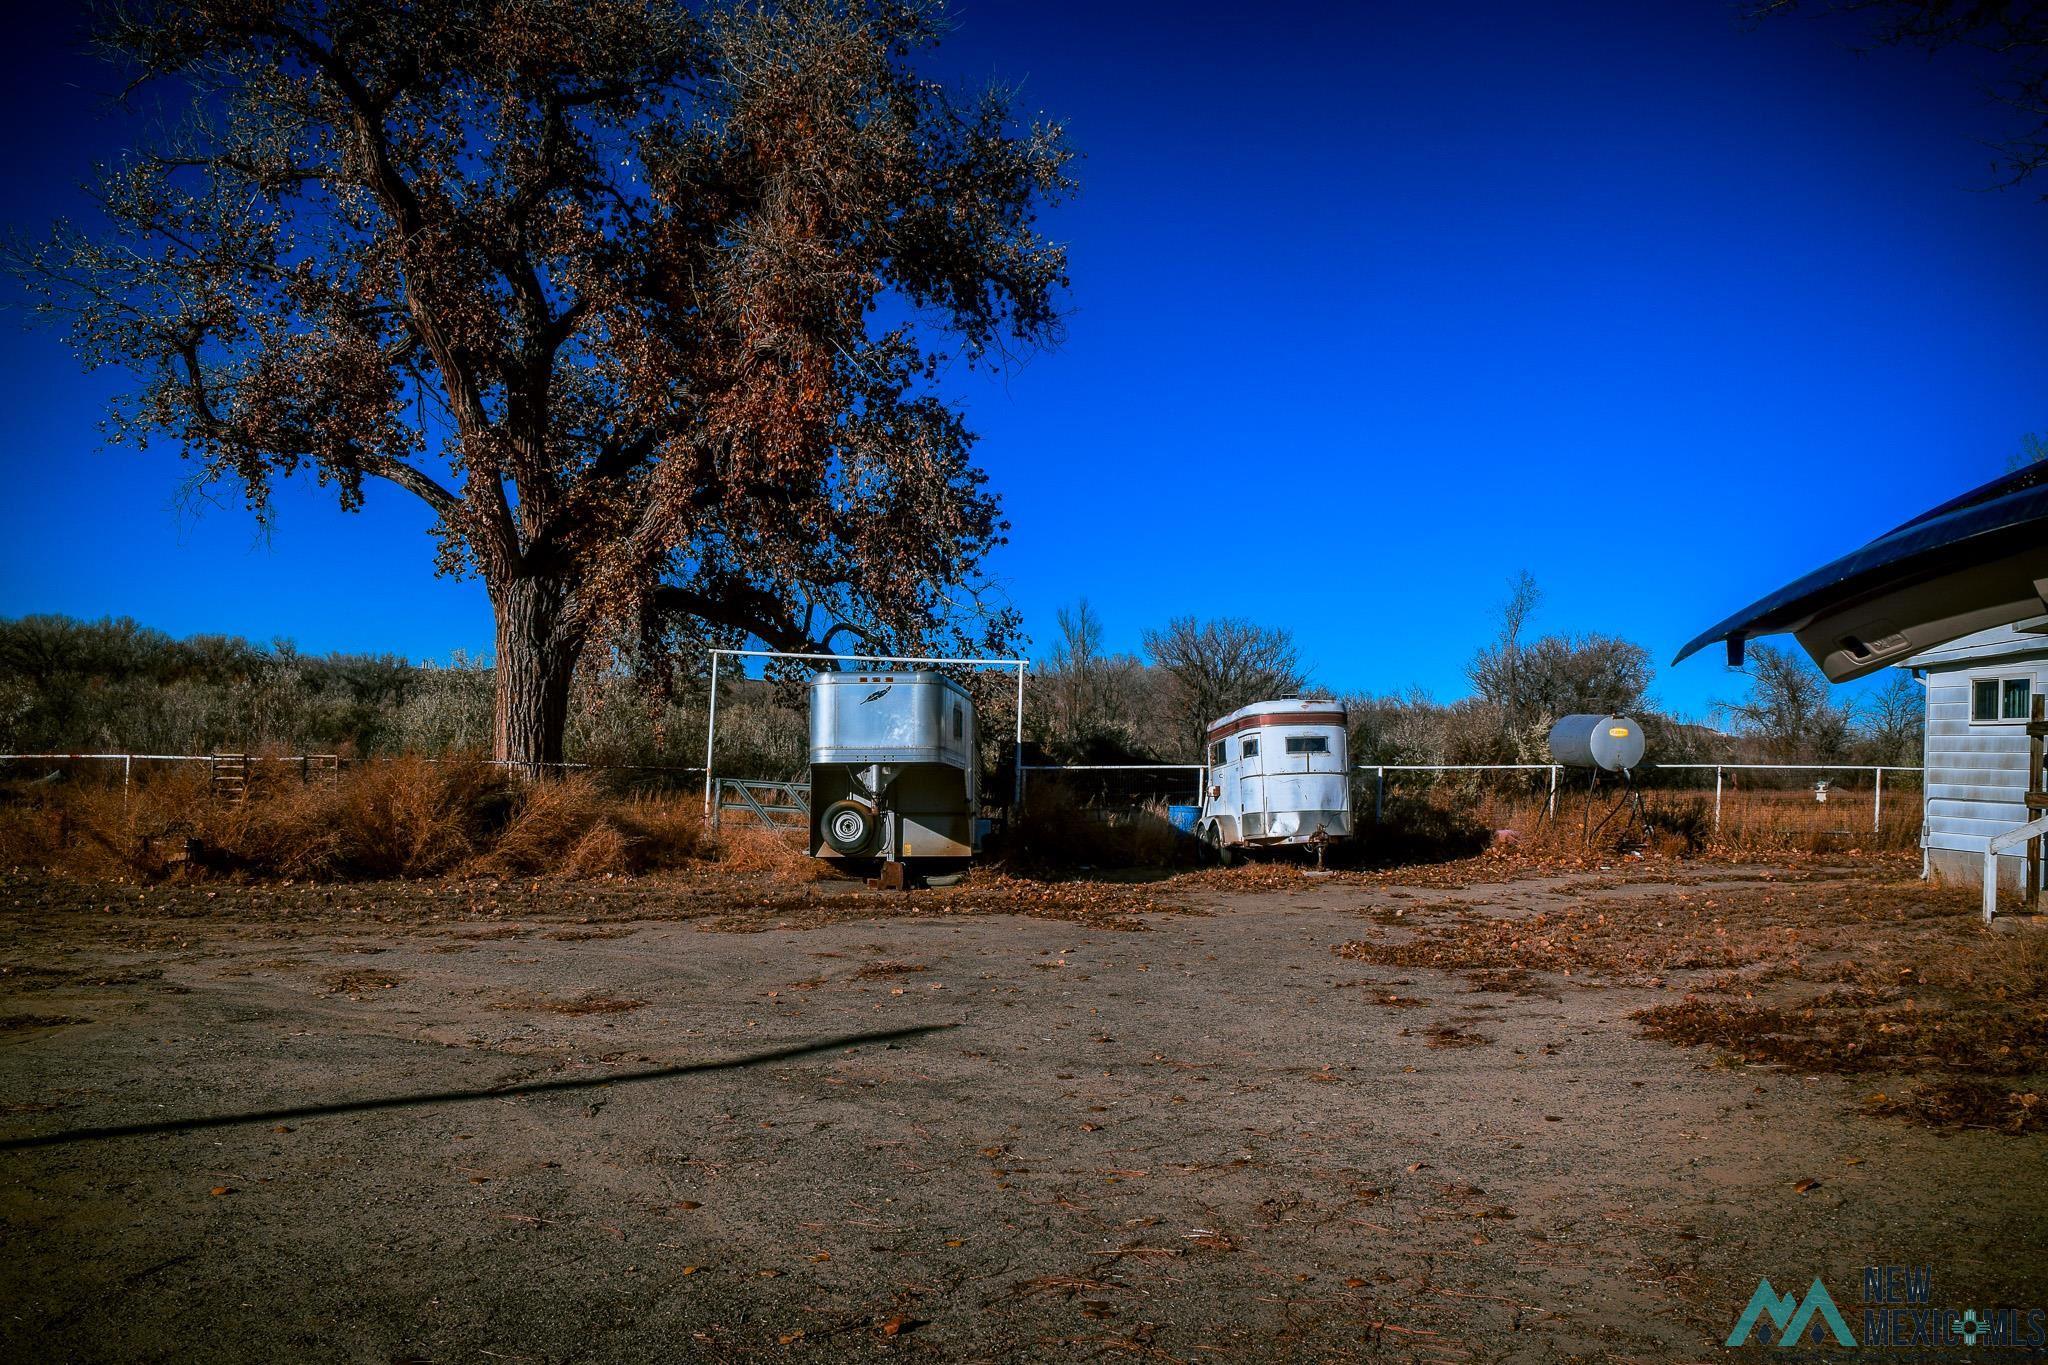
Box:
[1911,624,2048,888]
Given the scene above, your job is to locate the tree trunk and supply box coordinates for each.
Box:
[492,576,579,774]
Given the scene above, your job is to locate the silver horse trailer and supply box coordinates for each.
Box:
[809,670,979,872]
[1198,698,1352,861]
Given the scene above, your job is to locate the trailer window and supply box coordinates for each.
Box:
[1284,735,1329,755]
[1209,741,1227,767]
[1973,676,2032,722]
[953,703,964,740]
[1241,737,1259,759]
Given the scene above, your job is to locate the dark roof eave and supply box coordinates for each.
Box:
[1672,469,2048,669]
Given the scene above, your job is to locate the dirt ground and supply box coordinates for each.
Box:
[0,855,2043,1362]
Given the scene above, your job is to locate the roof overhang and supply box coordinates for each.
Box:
[1672,464,2048,682]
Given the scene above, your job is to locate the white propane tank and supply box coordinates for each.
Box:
[1547,714,1646,772]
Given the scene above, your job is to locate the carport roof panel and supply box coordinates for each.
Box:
[1673,464,2048,680]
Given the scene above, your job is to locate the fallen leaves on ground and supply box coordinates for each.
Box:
[1332,858,2045,1133]
[487,990,647,1016]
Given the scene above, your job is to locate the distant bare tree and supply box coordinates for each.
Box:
[1714,642,1856,761]
[2011,432,2048,471]
[1857,670,1925,766]
[1037,599,1147,758]
[1467,571,1541,737]
[1143,616,1305,760]
[1346,687,1450,766]
[1516,634,1654,722]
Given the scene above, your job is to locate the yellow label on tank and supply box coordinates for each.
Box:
[1608,727,1630,737]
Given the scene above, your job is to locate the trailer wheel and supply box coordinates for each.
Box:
[1201,822,1237,868]
[821,799,878,857]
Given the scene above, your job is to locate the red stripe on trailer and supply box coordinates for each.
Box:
[1205,709,1348,740]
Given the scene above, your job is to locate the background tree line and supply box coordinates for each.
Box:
[0,614,785,780]
[1025,578,1924,778]
[0,573,1924,785]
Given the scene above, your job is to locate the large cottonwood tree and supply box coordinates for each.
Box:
[14,0,1070,767]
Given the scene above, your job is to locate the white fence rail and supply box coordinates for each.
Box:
[1983,814,2048,924]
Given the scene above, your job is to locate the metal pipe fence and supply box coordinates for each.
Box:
[1654,764,1922,836]
[1363,764,1563,824]
[2,752,1926,842]
[1017,760,1927,840]
[0,753,708,805]
[1017,763,1207,806]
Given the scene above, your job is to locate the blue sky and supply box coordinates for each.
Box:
[1,1,2041,719]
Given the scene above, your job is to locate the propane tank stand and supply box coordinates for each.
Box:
[1579,767,1648,849]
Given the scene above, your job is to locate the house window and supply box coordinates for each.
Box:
[1241,737,1259,759]
[1285,735,1329,755]
[1972,676,2033,723]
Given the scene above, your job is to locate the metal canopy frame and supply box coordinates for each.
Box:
[701,648,1028,816]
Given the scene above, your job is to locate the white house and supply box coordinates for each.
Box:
[1908,619,2047,888]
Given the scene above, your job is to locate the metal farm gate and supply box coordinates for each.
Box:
[713,778,811,832]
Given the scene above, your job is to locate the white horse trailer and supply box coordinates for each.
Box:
[809,670,980,873]
[1198,699,1352,861]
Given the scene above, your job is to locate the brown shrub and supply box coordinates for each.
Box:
[216,790,347,878]
[334,757,515,877]
[0,766,220,879]
[480,773,608,876]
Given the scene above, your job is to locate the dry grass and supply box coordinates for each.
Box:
[0,761,710,882]
[714,822,827,882]
[1681,785,1922,855]
[1457,787,1920,860]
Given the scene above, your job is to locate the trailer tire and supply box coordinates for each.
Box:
[821,800,878,857]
